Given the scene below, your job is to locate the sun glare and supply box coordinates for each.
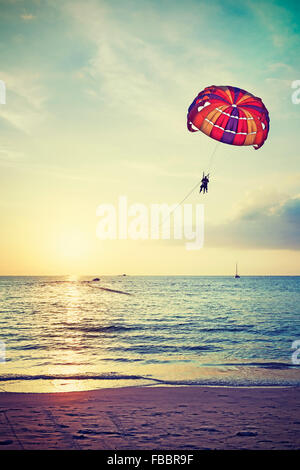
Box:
[56,230,89,259]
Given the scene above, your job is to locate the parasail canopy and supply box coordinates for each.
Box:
[187,85,270,150]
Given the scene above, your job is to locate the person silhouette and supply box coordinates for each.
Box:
[199,173,209,193]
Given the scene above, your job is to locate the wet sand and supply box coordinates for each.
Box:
[0,386,299,450]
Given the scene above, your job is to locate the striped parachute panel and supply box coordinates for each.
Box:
[187,85,270,149]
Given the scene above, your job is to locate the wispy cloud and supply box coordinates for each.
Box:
[20,13,36,21]
[0,70,48,133]
[0,147,24,166]
[248,0,300,49]
[64,0,238,134]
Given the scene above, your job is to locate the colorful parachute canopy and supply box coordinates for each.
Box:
[187,85,270,150]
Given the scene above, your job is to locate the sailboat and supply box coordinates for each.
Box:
[235,263,240,279]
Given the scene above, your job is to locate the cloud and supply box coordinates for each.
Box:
[64,0,238,134]
[0,70,48,133]
[0,147,24,166]
[248,1,300,49]
[20,14,36,21]
[206,192,300,250]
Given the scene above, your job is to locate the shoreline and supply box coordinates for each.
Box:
[0,385,299,449]
[0,383,297,394]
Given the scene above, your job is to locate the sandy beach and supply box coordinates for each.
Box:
[0,386,299,450]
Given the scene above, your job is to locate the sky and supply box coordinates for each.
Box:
[0,0,300,275]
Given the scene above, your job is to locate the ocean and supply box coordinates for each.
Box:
[0,276,299,392]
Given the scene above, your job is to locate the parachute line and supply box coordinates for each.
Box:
[159,141,219,230]
[206,141,220,174]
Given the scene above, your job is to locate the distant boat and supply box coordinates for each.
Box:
[235,263,240,279]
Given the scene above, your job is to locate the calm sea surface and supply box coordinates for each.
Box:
[0,276,299,392]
